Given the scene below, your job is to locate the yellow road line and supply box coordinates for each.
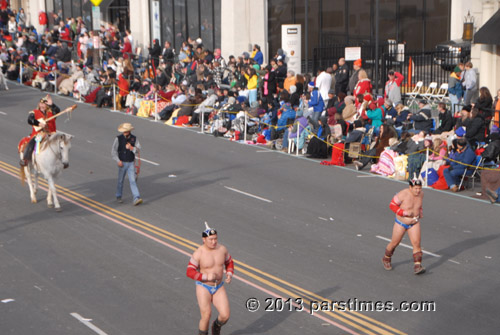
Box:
[2,160,405,335]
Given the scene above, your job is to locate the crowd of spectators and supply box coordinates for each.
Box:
[1,4,499,197]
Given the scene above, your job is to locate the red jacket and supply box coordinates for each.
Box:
[118,74,130,96]
[353,78,372,97]
[122,41,132,59]
[30,109,56,137]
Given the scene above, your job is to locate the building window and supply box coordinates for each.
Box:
[200,0,214,50]
[174,0,187,49]
[161,0,174,45]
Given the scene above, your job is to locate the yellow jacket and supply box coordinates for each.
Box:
[244,74,258,90]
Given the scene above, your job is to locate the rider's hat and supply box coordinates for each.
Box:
[118,123,134,132]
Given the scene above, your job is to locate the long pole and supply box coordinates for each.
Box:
[19,61,23,85]
[154,92,158,121]
[113,83,116,111]
[200,109,205,134]
[244,112,248,141]
[296,123,300,156]
[424,147,429,187]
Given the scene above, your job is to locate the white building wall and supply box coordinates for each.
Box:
[220,0,268,65]
[129,0,151,55]
[24,0,46,34]
[471,1,500,92]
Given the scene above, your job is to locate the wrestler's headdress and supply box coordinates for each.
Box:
[409,179,423,187]
[202,221,217,237]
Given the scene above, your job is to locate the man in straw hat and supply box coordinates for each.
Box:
[187,222,234,335]
[20,95,61,166]
[111,123,142,205]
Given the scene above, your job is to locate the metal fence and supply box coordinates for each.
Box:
[312,43,471,98]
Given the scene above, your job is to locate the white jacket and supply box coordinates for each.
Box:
[316,71,332,101]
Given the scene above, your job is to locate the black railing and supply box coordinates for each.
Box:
[313,43,471,97]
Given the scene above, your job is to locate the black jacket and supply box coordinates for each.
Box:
[410,107,433,132]
[435,110,454,134]
[465,116,486,144]
[334,64,349,93]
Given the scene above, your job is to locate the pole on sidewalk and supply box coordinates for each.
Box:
[54,70,57,93]
[113,83,116,111]
[296,123,300,156]
[154,92,159,121]
[424,147,429,187]
[19,61,23,85]
[244,112,248,141]
[200,109,205,134]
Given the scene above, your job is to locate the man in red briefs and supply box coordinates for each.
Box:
[383,179,426,275]
[187,223,234,335]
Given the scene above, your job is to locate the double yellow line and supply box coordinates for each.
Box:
[0,160,406,335]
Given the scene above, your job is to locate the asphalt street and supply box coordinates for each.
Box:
[0,82,499,335]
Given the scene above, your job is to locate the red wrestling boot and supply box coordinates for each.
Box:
[413,251,426,275]
[382,248,394,270]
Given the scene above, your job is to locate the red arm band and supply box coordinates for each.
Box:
[389,195,406,217]
[186,258,206,281]
[225,254,234,276]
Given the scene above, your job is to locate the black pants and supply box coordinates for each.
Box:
[96,90,111,107]
[22,137,36,161]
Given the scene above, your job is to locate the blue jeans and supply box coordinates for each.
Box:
[116,161,141,201]
[492,187,500,203]
[309,111,321,131]
[248,89,257,106]
[443,167,463,189]
[449,94,459,114]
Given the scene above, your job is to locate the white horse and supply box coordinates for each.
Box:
[20,132,73,211]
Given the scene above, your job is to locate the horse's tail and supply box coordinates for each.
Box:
[19,166,26,186]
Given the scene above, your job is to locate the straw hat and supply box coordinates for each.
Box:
[118,123,134,132]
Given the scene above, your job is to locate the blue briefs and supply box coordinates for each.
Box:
[196,281,224,295]
[395,217,415,230]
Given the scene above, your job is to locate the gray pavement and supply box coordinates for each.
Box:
[0,82,499,335]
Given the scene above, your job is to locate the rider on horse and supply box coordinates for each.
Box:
[20,95,61,166]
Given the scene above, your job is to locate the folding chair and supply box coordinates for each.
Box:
[420,82,438,105]
[458,156,483,190]
[433,83,449,103]
[406,81,423,108]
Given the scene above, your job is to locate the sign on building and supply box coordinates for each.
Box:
[92,6,101,31]
[345,47,361,61]
[281,24,302,75]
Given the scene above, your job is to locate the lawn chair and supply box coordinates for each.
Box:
[433,83,449,103]
[406,81,424,108]
[420,82,438,105]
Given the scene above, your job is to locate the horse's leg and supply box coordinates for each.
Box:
[33,166,38,195]
[46,184,53,208]
[25,165,37,203]
[47,177,61,211]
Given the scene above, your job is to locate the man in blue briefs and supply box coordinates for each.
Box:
[187,223,234,335]
[383,179,426,275]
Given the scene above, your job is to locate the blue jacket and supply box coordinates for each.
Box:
[253,51,264,65]
[309,90,324,113]
[448,145,476,174]
[277,103,296,131]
